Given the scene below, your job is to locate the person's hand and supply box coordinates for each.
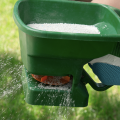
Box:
[75,0,120,9]
[91,0,120,9]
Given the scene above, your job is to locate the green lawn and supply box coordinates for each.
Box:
[1,0,120,120]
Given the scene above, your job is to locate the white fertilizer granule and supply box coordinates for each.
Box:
[27,23,100,34]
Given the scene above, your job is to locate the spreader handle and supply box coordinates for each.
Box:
[81,6,120,91]
[81,69,112,91]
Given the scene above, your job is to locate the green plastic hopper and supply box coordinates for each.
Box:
[13,0,120,107]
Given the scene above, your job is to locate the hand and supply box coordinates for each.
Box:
[92,0,120,9]
[75,0,120,9]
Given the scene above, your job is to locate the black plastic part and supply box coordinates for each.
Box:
[82,69,112,91]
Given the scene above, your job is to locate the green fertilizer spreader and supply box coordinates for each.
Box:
[13,0,120,107]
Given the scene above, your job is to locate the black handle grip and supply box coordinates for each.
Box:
[81,69,112,91]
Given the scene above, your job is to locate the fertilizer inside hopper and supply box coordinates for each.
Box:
[27,23,100,34]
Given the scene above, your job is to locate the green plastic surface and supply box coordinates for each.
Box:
[22,66,89,107]
[13,0,120,107]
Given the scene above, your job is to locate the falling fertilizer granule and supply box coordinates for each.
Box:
[27,23,100,34]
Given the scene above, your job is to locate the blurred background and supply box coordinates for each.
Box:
[0,0,120,120]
